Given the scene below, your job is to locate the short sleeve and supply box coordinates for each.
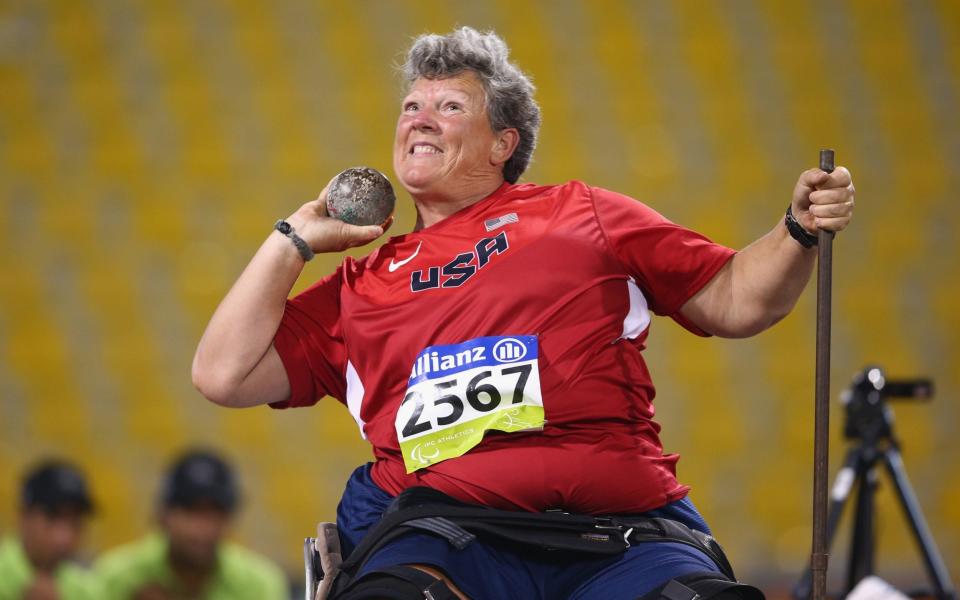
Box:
[270,267,348,408]
[592,187,736,335]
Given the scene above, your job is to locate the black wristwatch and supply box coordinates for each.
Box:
[784,205,818,248]
[274,220,315,261]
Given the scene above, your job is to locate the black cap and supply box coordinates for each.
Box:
[161,449,239,512]
[21,460,95,514]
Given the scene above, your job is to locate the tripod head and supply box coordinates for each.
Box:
[841,366,934,446]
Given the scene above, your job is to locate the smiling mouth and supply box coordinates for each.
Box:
[410,143,443,156]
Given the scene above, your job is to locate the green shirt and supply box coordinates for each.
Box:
[95,532,288,600]
[0,536,100,600]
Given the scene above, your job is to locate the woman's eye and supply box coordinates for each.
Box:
[444,103,461,112]
[404,103,419,112]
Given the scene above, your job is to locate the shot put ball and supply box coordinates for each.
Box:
[326,167,396,226]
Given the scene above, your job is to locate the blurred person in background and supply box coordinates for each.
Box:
[95,449,287,600]
[0,460,99,600]
[193,25,854,600]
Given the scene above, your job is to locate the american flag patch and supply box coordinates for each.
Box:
[484,212,519,232]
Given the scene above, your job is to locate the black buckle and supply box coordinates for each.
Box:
[593,516,621,530]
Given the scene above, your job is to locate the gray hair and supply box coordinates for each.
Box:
[402,27,541,184]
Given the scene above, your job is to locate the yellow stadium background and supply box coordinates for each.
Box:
[1,0,957,595]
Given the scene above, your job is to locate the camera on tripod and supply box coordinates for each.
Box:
[794,367,955,600]
[842,366,933,446]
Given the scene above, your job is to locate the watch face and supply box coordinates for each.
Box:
[276,220,292,235]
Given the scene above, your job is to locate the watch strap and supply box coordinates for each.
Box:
[784,205,818,248]
[274,219,315,261]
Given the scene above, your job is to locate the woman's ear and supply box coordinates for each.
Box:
[491,128,520,166]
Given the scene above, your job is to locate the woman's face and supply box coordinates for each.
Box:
[393,72,508,201]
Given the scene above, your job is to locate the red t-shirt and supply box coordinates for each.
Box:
[272,180,735,515]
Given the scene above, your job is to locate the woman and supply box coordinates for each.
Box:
[193,26,854,600]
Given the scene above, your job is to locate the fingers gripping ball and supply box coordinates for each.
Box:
[326,167,396,226]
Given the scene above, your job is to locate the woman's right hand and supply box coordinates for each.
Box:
[193,178,394,408]
[284,182,392,254]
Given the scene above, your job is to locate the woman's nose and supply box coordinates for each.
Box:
[411,109,439,133]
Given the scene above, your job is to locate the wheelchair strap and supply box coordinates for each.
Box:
[330,487,737,597]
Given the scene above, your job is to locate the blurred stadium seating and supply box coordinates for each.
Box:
[1,0,957,592]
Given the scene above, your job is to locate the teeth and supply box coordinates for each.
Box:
[412,144,440,155]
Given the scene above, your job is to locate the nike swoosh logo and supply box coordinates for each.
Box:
[388,241,422,272]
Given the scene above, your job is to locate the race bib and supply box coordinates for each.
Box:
[396,335,545,473]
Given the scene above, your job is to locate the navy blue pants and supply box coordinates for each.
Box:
[336,464,726,599]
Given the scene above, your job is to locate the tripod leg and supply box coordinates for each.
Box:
[793,447,862,600]
[847,458,878,593]
[882,447,957,600]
